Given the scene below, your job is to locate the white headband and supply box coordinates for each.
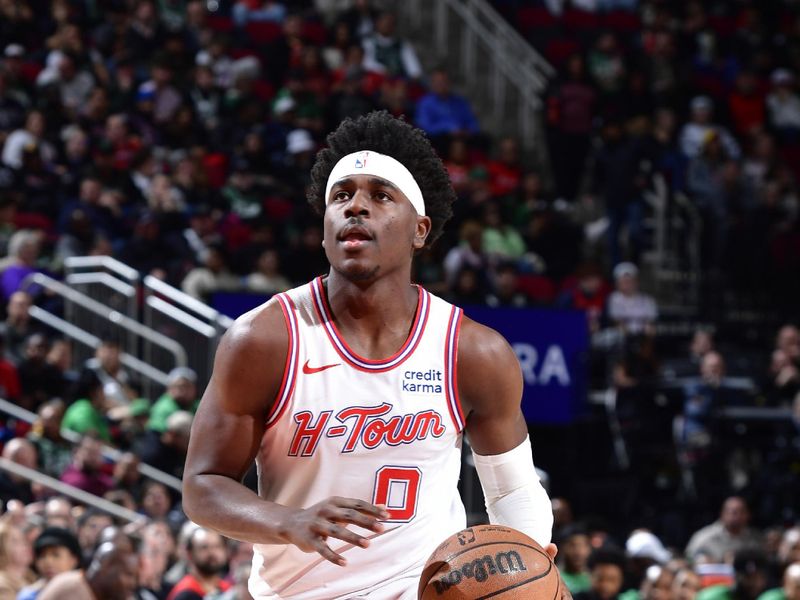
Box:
[324,150,426,216]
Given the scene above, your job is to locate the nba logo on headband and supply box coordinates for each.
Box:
[354,152,368,169]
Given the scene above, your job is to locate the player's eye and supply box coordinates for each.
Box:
[333,190,350,202]
[374,191,391,202]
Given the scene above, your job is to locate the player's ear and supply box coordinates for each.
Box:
[413,216,431,250]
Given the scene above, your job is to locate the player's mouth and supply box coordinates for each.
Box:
[338,225,373,250]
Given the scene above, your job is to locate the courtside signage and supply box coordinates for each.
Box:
[464,307,589,424]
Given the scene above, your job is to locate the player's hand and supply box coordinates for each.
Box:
[279,497,390,566]
[544,544,574,600]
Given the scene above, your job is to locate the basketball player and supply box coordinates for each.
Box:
[183,111,554,599]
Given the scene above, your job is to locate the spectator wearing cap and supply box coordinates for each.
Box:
[622,531,672,600]
[607,263,658,336]
[148,368,199,433]
[678,96,741,160]
[634,566,675,600]
[136,410,193,479]
[767,70,800,142]
[284,128,318,187]
[697,549,770,600]
[686,497,763,564]
[17,527,81,600]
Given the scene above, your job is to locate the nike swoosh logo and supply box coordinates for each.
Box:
[302,360,341,375]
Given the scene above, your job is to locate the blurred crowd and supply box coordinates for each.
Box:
[0,0,797,598]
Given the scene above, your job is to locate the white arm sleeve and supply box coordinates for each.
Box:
[472,435,553,547]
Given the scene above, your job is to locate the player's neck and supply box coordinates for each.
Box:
[324,270,419,351]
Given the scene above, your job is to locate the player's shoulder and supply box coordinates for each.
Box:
[218,295,289,360]
[458,314,516,365]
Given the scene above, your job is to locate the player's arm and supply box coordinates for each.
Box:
[458,316,554,546]
[182,301,388,566]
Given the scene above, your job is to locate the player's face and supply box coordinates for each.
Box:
[323,174,430,282]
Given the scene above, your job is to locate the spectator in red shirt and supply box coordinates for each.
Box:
[0,334,20,400]
[729,70,766,138]
[59,435,115,499]
[488,136,522,200]
[167,528,231,600]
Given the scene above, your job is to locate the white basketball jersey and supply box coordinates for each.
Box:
[249,277,467,600]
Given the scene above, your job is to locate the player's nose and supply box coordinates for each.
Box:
[344,188,370,217]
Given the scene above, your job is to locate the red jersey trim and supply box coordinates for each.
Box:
[444,306,465,432]
[310,277,430,373]
[266,294,299,428]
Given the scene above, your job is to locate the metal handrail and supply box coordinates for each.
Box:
[27,307,171,387]
[0,457,146,523]
[65,273,137,297]
[23,273,187,367]
[144,275,224,322]
[64,256,140,283]
[400,0,554,142]
[0,397,182,492]
[145,297,217,339]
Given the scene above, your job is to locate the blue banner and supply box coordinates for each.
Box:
[213,293,589,424]
[464,306,589,424]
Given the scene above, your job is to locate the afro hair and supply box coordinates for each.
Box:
[307,111,455,247]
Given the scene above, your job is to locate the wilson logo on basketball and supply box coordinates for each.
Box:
[288,402,446,456]
[432,551,528,594]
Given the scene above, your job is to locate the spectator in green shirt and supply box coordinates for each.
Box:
[574,546,628,600]
[147,367,198,433]
[558,525,593,594]
[61,370,110,443]
[758,564,800,600]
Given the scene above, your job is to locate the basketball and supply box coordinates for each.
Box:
[418,525,560,599]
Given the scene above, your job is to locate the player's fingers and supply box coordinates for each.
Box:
[323,522,372,548]
[313,537,347,567]
[330,497,390,519]
[328,507,386,532]
[545,543,558,560]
